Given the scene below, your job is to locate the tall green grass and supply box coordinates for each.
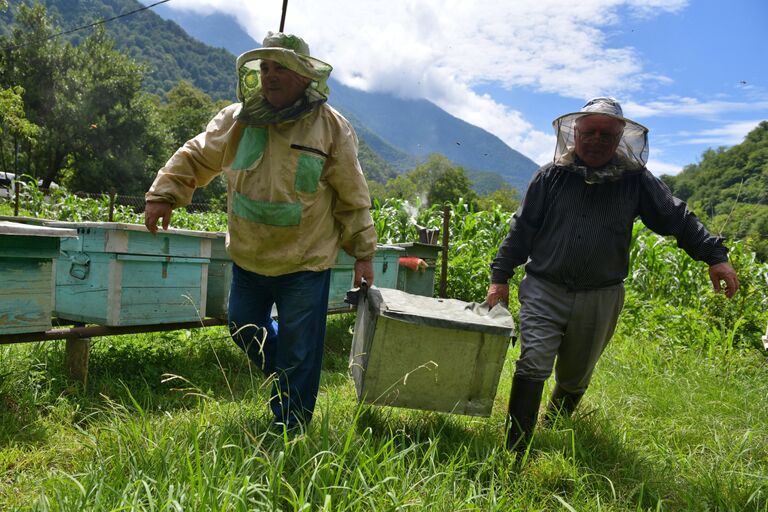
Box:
[2,312,767,510]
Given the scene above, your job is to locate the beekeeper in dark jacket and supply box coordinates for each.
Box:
[486,97,739,452]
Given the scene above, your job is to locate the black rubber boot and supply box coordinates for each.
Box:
[505,376,545,452]
[543,384,584,426]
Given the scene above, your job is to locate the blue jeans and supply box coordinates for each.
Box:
[228,263,331,426]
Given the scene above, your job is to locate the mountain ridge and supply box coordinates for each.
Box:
[146,4,539,191]
[1,1,539,191]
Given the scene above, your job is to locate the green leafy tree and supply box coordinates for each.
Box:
[366,180,387,205]
[0,86,39,174]
[476,184,520,212]
[384,154,477,207]
[158,80,230,206]
[428,165,477,206]
[161,80,229,150]
[384,174,420,203]
[663,121,768,260]
[61,27,170,194]
[0,3,75,185]
[0,5,170,194]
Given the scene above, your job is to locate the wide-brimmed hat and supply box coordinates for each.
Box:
[235,32,332,103]
[552,97,650,170]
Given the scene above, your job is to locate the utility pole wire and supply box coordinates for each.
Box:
[2,0,173,51]
[279,0,288,32]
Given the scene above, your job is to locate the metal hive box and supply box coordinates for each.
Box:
[0,221,77,334]
[349,287,515,416]
[46,222,216,326]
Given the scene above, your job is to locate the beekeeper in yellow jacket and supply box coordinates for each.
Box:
[145,32,377,431]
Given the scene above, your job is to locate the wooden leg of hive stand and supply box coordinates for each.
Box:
[65,337,90,389]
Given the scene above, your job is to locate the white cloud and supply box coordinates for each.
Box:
[679,120,763,146]
[625,98,768,119]
[161,0,686,159]
[646,159,683,176]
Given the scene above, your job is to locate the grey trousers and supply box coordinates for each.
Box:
[515,274,625,393]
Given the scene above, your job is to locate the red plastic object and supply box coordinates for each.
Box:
[399,256,427,272]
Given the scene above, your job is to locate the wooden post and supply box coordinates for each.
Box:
[13,137,19,216]
[439,204,451,298]
[13,178,20,217]
[762,320,768,351]
[64,323,90,388]
[108,192,116,222]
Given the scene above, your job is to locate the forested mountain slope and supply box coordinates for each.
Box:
[0,0,538,191]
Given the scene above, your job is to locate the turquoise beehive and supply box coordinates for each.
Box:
[328,244,405,311]
[45,222,216,326]
[0,221,77,334]
[205,232,231,320]
[394,242,442,297]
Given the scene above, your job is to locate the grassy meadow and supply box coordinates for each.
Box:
[1,193,767,510]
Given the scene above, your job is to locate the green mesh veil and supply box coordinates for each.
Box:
[234,32,332,125]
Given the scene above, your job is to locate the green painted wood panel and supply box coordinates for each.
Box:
[210,233,228,260]
[50,222,213,258]
[394,243,440,297]
[206,260,232,320]
[393,242,442,260]
[372,245,404,290]
[334,250,356,266]
[396,269,436,298]
[0,258,54,334]
[0,235,60,259]
[54,254,118,324]
[54,251,209,326]
[205,235,231,319]
[124,230,211,258]
[329,264,354,310]
[119,287,205,324]
[328,245,405,310]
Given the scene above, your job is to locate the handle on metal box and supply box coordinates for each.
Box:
[344,277,369,306]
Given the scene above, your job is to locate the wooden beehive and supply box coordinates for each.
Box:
[350,287,515,416]
[45,222,216,326]
[394,242,441,297]
[205,232,231,320]
[188,237,410,317]
[0,221,77,334]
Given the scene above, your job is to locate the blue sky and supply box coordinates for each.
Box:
[161,0,767,176]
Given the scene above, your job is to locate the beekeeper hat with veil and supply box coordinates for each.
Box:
[234,31,333,125]
[551,97,650,183]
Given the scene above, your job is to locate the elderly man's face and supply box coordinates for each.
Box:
[574,114,625,168]
[259,59,311,109]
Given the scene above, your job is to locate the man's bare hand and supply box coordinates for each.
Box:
[354,259,374,287]
[486,283,510,307]
[144,201,173,234]
[709,262,739,298]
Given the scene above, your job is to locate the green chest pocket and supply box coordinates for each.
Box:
[232,127,268,170]
[292,144,327,193]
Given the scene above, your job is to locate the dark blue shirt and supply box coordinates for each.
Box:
[491,163,728,290]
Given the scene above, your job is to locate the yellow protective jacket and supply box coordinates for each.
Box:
[146,103,377,275]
